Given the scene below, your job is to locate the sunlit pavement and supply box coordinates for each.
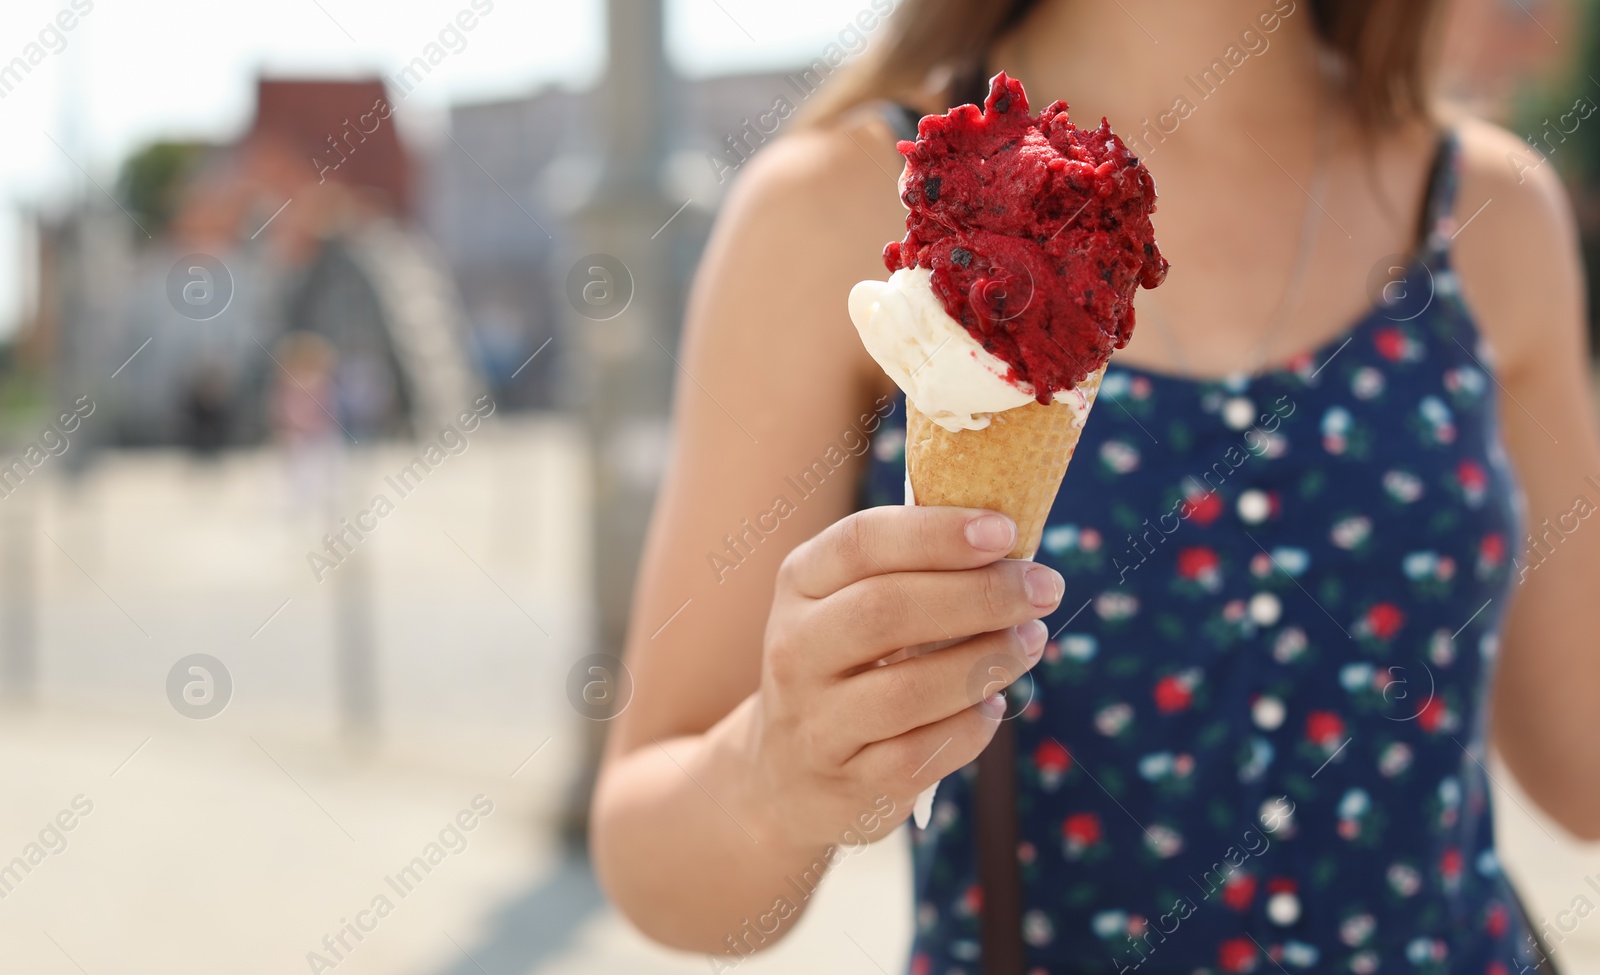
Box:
[0,701,914,975]
[0,703,565,974]
[0,420,1594,972]
[0,421,912,974]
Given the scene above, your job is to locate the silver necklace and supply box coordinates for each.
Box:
[1142,90,1334,382]
[1007,42,1334,382]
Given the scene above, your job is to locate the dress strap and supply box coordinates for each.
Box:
[1417,129,1462,261]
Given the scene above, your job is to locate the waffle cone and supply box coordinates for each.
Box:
[905,365,1107,560]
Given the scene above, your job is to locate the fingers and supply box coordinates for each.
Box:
[797,559,1063,673]
[846,697,1005,803]
[838,621,1047,744]
[780,506,1019,599]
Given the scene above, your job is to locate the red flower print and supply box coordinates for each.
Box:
[1480,533,1504,564]
[1374,327,1408,362]
[1218,937,1259,972]
[1417,697,1445,733]
[1306,710,1345,748]
[1221,873,1257,911]
[1063,813,1102,848]
[1366,602,1405,640]
[910,954,931,975]
[961,883,983,915]
[1185,491,1224,525]
[1177,547,1220,581]
[1441,848,1462,881]
[1488,964,1509,975]
[1485,903,1509,937]
[1266,877,1296,895]
[1034,739,1073,776]
[1457,460,1487,492]
[1154,675,1193,714]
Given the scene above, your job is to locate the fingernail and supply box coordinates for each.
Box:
[1024,564,1064,609]
[1022,619,1048,660]
[964,514,1016,553]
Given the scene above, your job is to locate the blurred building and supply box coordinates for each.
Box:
[423,88,583,411]
[25,77,481,449]
[422,69,795,411]
[19,67,819,447]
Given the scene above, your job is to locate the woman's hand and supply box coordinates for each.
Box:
[723,505,1064,853]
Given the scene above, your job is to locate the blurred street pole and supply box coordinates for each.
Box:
[335,520,379,741]
[332,446,377,741]
[562,0,677,843]
[0,492,37,705]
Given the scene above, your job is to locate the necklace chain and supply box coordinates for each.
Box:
[1143,86,1334,382]
[1009,42,1335,382]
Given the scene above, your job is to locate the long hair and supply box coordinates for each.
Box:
[802,0,1445,130]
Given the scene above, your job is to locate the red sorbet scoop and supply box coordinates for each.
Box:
[883,72,1169,400]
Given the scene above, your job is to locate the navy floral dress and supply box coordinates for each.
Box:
[859,134,1548,974]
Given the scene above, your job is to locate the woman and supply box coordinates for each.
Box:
[592,1,1600,971]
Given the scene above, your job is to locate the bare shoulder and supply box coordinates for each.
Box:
[1449,114,1587,378]
[1452,114,1579,250]
[713,108,907,264]
[693,106,909,392]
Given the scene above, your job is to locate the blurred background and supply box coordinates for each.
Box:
[0,0,1597,972]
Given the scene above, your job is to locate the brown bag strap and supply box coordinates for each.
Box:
[975,718,1024,975]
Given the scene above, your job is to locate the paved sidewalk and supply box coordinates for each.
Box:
[0,703,913,975]
[0,428,914,973]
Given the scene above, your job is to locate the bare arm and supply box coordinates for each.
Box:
[588,121,1063,953]
[1454,117,1600,839]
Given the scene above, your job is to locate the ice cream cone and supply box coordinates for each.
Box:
[903,364,1107,829]
[862,72,1165,828]
[905,364,1108,560]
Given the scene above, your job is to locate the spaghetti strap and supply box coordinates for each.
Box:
[1418,129,1463,261]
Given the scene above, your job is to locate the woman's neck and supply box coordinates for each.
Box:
[993,0,1326,151]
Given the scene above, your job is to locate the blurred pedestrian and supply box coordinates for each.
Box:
[268,331,342,512]
[180,361,234,457]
